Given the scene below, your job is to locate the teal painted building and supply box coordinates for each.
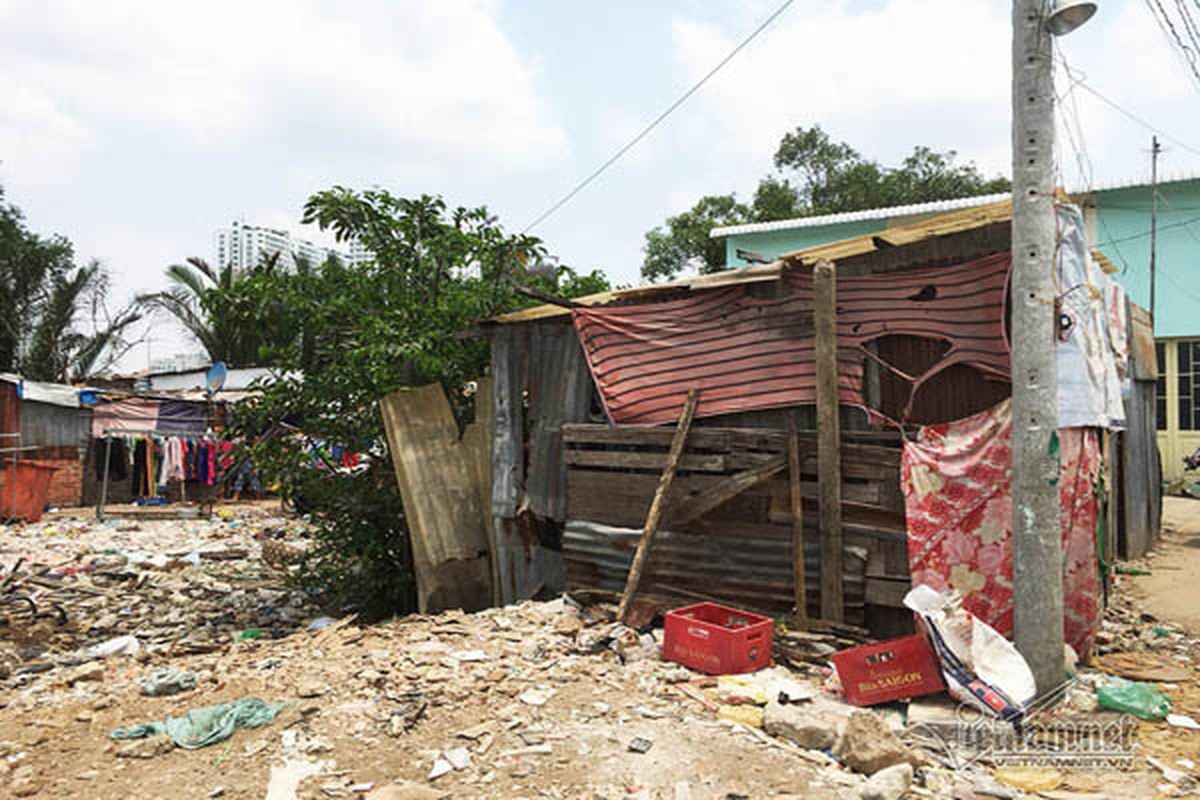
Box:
[711,177,1200,478]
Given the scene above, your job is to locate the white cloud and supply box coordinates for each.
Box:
[0,71,93,186]
[666,0,1200,198]
[0,0,568,180]
[667,0,1012,189]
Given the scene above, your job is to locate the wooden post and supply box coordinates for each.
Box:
[617,388,699,623]
[96,435,113,521]
[787,417,808,629]
[814,260,844,622]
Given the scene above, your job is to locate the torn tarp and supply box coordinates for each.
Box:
[111,697,285,749]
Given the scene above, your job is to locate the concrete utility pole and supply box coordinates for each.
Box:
[1011,0,1095,696]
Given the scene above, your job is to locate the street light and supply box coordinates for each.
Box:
[1046,0,1097,36]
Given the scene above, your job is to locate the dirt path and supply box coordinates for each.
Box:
[1126,496,1200,632]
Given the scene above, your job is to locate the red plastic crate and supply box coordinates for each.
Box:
[831,632,946,706]
[663,602,773,675]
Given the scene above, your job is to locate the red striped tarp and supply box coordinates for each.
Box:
[572,253,1012,426]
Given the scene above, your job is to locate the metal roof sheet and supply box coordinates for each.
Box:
[710,193,1011,238]
[493,196,1118,325]
[710,174,1200,239]
[490,260,785,324]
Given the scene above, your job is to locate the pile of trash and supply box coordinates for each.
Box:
[0,505,320,686]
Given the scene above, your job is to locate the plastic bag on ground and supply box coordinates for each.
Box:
[1096,679,1170,721]
[88,635,141,659]
[111,697,286,749]
[138,666,198,697]
[904,585,1036,719]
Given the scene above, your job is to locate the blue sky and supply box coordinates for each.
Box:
[2,0,1199,368]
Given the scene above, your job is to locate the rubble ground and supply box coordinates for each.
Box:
[0,501,1199,798]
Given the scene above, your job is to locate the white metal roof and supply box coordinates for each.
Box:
[710,173,1200,239]
[710,193,1011,238]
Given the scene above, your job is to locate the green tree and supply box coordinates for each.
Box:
[216,188,608,618]
[641,194,750,283]
[0,184,141,381]
[641,125,1010,281]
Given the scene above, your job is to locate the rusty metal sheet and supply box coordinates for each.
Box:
[491,199,1012,326]
[1,381,19,438]
[563,520,868,624]
[1128,301,1157,380]
[574,253,1011,425]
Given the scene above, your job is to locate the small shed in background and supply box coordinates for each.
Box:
[0,374,93,510]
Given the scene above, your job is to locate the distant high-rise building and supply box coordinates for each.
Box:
[346,238,373,266]
[213,220,346,271]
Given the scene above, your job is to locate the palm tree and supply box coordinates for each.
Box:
[138,253,280,367]
[1,185,142,382]
[22,260,143,381]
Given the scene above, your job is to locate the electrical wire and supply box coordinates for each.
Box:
[522,0,795,233]
[1174,0,1200,60]
[1146,0,1200,86]
[1055,53,1135,273]
[1056,55,1200,159]
[1094,212,1200,245]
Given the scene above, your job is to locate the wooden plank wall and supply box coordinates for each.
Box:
[561,423,911,632]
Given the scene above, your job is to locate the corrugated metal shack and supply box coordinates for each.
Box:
[477,199,1161,637]
[0,375,93,508]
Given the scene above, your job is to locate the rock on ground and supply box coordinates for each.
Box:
[834,710,919,775]
[763,700,837,750]
[116,735,176,759]
[858,762,913,800]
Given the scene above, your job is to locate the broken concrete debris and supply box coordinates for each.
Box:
[763,699,836,751]
[0,505,1198,797]
[858,762,913,800]
[833,710,920,775]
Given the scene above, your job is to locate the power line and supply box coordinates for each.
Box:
[1146,0,1200,86]
[522,0,795,233]
[1094,211,1200,246]
[1175,0,1200,53]
[1057,57,1200,158]
[1056,54,1135,272]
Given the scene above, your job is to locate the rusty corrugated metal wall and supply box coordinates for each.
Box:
[572,253,1012,426]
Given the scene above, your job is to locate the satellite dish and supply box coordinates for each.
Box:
[205,362,227,395]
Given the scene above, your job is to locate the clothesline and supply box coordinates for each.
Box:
[96,431,231,497]
[101,428,212,441]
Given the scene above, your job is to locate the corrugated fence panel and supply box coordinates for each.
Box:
[1121,378,1160,559]
[563,520,869,625]
[19,401,91,449]
[526,323,594,521]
